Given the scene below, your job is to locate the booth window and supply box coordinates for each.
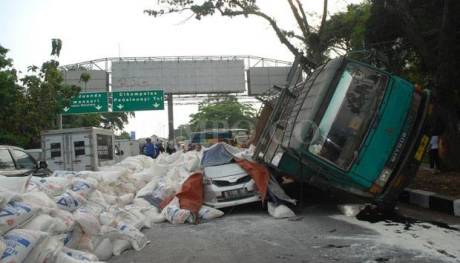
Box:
[50,143,61,158]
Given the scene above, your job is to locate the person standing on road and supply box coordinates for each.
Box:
[143,138,156,159]
[429,135,441,172]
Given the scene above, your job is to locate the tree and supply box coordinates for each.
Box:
[63,112,134,131]
[0,43,79,148]
[116,131,131,140]
[365,0,460,170]
[189,95,256,131]
[0,45,27,145]
[145,0,371,70]
[0,40,133,148]
[51,39,63,57]
[174,124,192,139]
[79,72,91,92]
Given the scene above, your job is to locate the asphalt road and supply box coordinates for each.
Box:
[109,187,460,263]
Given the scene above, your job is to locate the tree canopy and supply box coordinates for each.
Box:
[0,45,79,147]
[0,42,133,148]
[365,0,460,169]
[145,0,371,70]
[188,95,256,132]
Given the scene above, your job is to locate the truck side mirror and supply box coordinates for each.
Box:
[39,161,48,169]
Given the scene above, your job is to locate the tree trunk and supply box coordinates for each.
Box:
[432,0,460,171]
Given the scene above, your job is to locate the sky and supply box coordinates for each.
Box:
[0,0,361,138]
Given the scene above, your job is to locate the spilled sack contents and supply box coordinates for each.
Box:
[0,143,295,262]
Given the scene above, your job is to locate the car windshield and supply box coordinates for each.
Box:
[308,62,388,170]
[0,149,15,170]
[11,149,37,169]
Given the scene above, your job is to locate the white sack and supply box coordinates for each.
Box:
[162,197,191,224]
[132,198,151,208]
[55,191,85,212]
[60,247,99,261]
[0,238,6,259]
[28,176,70,197]
[135,179,159,198]
[184,152,200,172]
[73,208,101,234]
[199,205,224,220]
[267,202,296,219]
[124,206,149,229]
[24,235,63,263]
[1,229,48,263]
[0,201,37,235]
[101,224,149,251]
[117,193,134,207]
[144,207,166,224]
[55,251,103,263]
[0,175,30,193]
[93,238,113,261]
[112,239,131,256]
[71,179,95,199]
[49,209,75,233]
[0,187,22,209]
[76,233,103,252]
[21,191,57,211]
[99,211,116,226]
[109,208,143,229]
[23,214,59,234]
[59,225,83,249]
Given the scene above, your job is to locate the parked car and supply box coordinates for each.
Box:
[203,163,260,208]
[0,145,50,177]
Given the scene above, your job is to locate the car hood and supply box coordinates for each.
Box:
[0,168,32,177]
[203,163,248,179]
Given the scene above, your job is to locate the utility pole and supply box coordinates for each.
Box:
[58,114,63,129]
[167,93,174,142]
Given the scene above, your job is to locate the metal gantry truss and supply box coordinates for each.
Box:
[61,55,292,105]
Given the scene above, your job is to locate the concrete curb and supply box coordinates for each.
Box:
[400,188,460,217]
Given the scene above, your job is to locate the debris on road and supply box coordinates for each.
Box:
[0,142,297,262]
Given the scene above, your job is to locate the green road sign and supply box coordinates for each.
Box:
[112,90,164,112]
[62,92,108,114]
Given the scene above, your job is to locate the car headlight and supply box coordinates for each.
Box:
[203,177,212,185]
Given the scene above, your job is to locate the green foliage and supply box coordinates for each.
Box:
[174,124,192,139]
[189,95,256,132]
[51,39,62,57]
[0,46,26,145]
[116,131,131,140]
[365,0,460,170]
[0,42,133,148]
[63,112,134,131]
[79,72,91,92]
[0,44,80,147]
[145,1,372,69]
[323,3,371,53]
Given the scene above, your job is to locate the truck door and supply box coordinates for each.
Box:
[44,135,65,171]
[70,134,92,171]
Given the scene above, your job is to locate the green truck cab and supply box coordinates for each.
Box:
[255,56,431,210]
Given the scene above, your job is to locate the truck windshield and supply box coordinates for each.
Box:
[308,62,388,170]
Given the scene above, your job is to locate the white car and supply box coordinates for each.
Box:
[203,163,260,208]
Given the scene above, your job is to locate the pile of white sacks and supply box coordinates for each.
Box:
[0,150,224,263]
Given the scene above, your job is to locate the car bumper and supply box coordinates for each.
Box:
[203,180,261,209]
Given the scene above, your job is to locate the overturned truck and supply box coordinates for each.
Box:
[254,55,431,211]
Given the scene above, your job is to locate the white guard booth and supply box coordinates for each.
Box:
[41,127,115,171]
[114,139,140,162]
